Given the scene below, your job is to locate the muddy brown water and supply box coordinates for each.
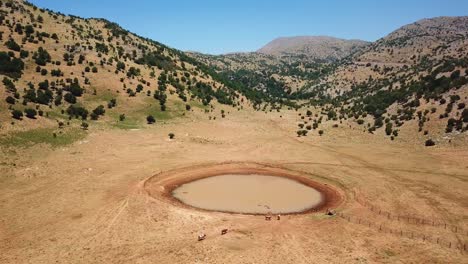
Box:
[172,174,323,214]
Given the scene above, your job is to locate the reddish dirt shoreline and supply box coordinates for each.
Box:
[143,162,344,215]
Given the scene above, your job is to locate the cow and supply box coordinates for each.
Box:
[326,209,336,216]
[221,229,228,235]
[198,233,206,241]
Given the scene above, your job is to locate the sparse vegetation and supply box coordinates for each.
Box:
[0,128,86,148]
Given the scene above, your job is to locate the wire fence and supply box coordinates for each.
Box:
[354,196,467,236]
[336,212,467,253]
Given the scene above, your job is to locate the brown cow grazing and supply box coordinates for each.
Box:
[221,229,228,235]
[277,215,281,220]
[326,209,336,216]
[198,233,206,241]
[265,215,272,221]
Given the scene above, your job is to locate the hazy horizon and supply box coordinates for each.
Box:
[28,0,468,55]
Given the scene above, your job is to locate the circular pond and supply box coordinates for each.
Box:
[172,174,323,214]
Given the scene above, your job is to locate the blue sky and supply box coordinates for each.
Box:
[29,0,468,54]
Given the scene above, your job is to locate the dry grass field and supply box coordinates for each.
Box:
[1,108,466,263]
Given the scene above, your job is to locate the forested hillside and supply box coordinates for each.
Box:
[0,0,466,146]
[0,0,256,137]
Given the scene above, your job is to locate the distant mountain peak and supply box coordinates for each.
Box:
[257,36,369,61]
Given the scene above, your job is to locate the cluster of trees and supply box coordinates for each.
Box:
[10,107,43,120]
[95,42,109,54]
[157,71,189,103]
[116,61,125,72]
[178,51,285,108]
[135,50,175,71]
[5,38,21,51]
[189,81,236,106]
[67,105,89,120]
[103,21,129,39]
[153,90,167,111]
[90,105,105,120]
[189,82,214,106]
[126,67,140,78]
[296,111,326,137]
[61,79,84,104]
[0,52,24,77]
[33,47,51,66]
[23,82,54,105]
[281,60,336,81]
[296,129,308,136]
[152,73,169,110]
[445,99,467,133]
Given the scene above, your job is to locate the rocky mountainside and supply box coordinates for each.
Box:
[310,16,468,92]
[257,36,369,61]
[301,16,468,143]
[362,16,468,63]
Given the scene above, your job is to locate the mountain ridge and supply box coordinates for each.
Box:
[257,35,370,61]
